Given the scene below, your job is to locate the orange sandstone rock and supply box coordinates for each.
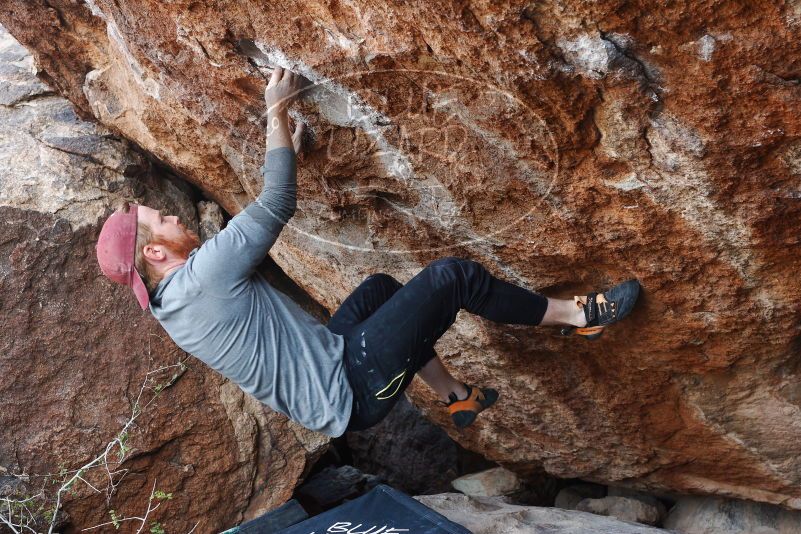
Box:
[2,0,801,512]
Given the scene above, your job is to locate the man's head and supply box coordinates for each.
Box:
[96,202,200,309]
[134,204,201,289]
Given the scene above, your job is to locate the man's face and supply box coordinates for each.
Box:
[137,205,200,260]
[138,205,185,240]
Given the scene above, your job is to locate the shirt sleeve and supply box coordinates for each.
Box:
[189,146,297,293]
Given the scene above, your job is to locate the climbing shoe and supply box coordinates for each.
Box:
[562,279,640,340]
[445,384,499,428]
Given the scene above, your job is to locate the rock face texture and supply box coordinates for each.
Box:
[2,0,801,509]
[664,496,801,534]
[0,27,326,532]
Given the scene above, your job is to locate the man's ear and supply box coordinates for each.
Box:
[143,243,165,263]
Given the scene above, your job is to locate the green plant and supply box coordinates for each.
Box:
[0,358,193,534]
[109,509,121,529]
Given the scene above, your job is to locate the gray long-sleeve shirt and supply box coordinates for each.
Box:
[149,147,352,437]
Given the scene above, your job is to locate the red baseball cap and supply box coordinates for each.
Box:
[96,203,151,310]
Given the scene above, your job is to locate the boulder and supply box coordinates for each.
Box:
[664,496,801,534]
[416,493,669,533]
[576,496,665,526]
[555,483,607,510]
[0,26,326,533]
[451,466,523,497]
[607,487,670,519]
[3,0,801,509]
[197,199,226,242]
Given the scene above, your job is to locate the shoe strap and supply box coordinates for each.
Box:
[446,384,471,405]
[448,386,484,415]
[594,292,618,323]
[575,290,620,327]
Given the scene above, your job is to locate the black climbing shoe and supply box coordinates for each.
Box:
[562,279,640,340]
[444,384,499,428]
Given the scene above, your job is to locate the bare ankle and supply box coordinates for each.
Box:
[574,306,587,327]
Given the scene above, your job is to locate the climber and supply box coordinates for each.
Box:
[95,67,640,438]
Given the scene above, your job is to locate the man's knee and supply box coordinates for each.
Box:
[428,256,484,273]
[422,257,489,313]
[427,256,467,269]
[365,272,402,290]
[425,256,486,284]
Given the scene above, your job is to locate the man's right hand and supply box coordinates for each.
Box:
[264,67,304,115]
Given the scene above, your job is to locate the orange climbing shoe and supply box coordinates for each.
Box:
[445,384,499,428]
[562,279,641,340]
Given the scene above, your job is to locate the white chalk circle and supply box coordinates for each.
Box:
[236,68,560,254]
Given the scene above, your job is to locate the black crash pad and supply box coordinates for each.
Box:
[221,485,470,534]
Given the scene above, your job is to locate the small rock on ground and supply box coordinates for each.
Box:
[451,466,523,497]
[577,496,664,526]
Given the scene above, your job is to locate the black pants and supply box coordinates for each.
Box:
[325,257,548,431]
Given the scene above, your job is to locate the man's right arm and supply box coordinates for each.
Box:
[239,66,300,249]
[188,69,304,293]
